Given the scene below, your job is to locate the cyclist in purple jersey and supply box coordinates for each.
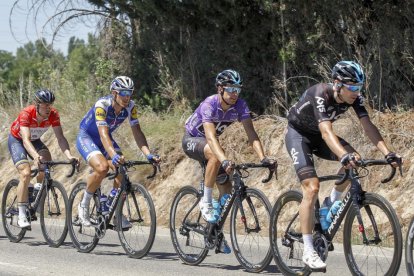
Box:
[76,76,161,227]
[285,61,402,269]
[183,69,276,253]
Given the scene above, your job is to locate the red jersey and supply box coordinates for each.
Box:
[10,105,61,140]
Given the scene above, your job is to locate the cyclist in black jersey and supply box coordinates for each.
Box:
[285,61,402,270]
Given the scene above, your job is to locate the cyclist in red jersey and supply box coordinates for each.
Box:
[8,89,79,228]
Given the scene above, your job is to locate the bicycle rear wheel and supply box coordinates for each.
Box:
[269,190,311,276]
[170,186,208,265]
[406,217,414,275]
[67,182,100,253]
[1,179,26,242]
[230,188,272,272]
[117,184,156,258]
[343,192,402,276]
[39,180,69,247]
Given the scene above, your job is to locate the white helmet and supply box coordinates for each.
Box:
[110,76,134,91]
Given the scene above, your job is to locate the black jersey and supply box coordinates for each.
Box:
[287,83,368,134]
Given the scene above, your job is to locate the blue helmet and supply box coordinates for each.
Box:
[34,89,55,104]
[215,69,242,87]
[332,61,365,84]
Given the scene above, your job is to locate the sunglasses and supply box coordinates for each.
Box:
[342,83,363,93]
[224,86,242,94]
[117,90,133,97]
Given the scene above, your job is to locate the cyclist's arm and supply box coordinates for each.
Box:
[319,121,348,158]
[98,125,118,159]
[20,126,40,160]
[204,122,226,162]
[130,124,151,156]
[359,116,391,155]
[52,126,77,160]
[241,118,265,161]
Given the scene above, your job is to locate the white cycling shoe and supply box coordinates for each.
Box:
[17,216,31,229]
[302,250,327,270]
[199,201,217,223]
[78,203,92,227]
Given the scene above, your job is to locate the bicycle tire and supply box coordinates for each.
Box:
[39,180,69,247]
[406,217,414,276]
[67,181,99,253]
[269,190,311,276]
[343,192,402,276]
[117,184,156,258]
[170,186,209,265]
[230,187,272,272]
[1,179,26,242]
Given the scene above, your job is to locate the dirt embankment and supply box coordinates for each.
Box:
[0,110,413,231]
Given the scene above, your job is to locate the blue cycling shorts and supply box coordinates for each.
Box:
[76,129,121,162]
[8,134,49,167]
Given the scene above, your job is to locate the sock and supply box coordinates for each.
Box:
[330,188,342,203]
[303,234,314,254]
[203,186,213,203]
[18,202,28,219]
[81,191,94,208]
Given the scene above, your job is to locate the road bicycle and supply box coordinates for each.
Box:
[405,210,414,275]
[67,160,158,258]
[269,159,403,276]
[2,159,78,247]
[170,162,275,272]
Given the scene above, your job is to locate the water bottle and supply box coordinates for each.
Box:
[106,188,118,209]
[220,194,231,209]
[100,194,109,215]
[319,206,329,231]
[212,199,221,219]
[326,201,342,224]
[33,183,42,199]
[28,184,34,203]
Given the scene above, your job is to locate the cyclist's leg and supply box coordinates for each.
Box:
[76,131,109,226]
[8,135,33,228]
[285,125,326,269]
[182,134,218,223]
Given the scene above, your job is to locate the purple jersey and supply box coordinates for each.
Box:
[185,94,251,137]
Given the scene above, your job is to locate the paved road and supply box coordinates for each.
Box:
[0,220,408,275]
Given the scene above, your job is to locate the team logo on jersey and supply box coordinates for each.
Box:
[203,106,213,117]
[95,107,106,121]
[315,96,326,113]
[130,106,138,120]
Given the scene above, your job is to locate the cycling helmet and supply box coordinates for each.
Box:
[34,89,55,104]
[110,76,134,91]
[215,69,242,87]
[332,61,365,84]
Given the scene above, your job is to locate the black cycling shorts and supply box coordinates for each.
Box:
[182,133,208,163]
[285,124,349,181]
[8,134,49,167]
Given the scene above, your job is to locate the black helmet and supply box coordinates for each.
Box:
[34,89,55,104]
[332,61,365,84]
[215,69,242,87]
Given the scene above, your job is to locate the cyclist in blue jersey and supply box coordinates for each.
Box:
[183,69,276,254]
[285,61,402,269]
[76,76,161,227]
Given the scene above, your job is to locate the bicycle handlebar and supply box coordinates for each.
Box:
[30,159,79,178]
[235,162,277,183]
[107,160,159,180]
[334,158,400,185]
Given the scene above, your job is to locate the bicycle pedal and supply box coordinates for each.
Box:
[310,267,326,273]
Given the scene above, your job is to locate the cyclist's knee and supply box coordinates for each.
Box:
[17,163,31,179]
[301,178,320,200]
[93,162,109,176]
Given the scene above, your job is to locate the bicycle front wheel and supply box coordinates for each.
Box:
[117,184,156,258]
[170,186,208,265]
[406,217,414,276]
[230,188,272,272]
[1,179,26,242]
[343,192,402,276]
[39,180,69,247]
[269,190,310,276]
[67,182,100,253]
